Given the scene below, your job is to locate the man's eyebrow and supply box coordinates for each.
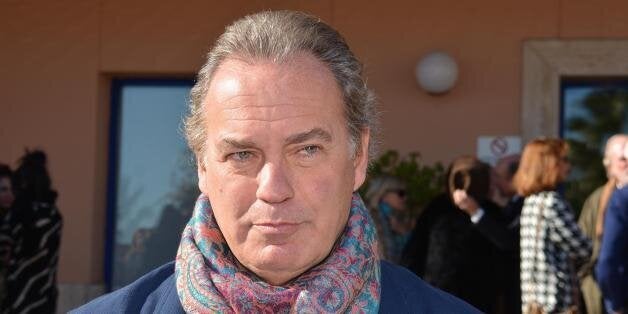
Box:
[285,128,332,145]
[217,137,258,150]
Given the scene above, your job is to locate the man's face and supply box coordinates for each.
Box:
[0,177,14,210]
[618,142,628,185]
[197,53,369,285]
[492,159,516,198]
[607,139,628,181]
[557,154,571,183]
[492,167,510,197]
[382,189,406,211]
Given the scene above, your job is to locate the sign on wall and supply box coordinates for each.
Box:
[477,136,522,166]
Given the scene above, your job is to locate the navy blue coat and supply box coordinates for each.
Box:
[72,261,479,313]
[596,186,628,312]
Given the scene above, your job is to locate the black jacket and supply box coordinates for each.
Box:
[402,193,511,313]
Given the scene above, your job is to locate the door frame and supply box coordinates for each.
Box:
[522,39,628,141]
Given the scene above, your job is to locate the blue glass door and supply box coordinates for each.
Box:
[106,79,198,290]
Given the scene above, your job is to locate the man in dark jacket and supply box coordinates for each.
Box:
[74,10,477,313]
[596,145,628,313]
[579,134,627,314]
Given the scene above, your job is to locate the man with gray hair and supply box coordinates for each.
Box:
[578,134,627,314]
[74,11,476,313]
[596,139,628,313]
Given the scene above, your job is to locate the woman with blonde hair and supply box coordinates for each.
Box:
[514,138,592,313]
[365,175,413,263]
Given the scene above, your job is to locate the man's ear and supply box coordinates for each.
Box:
[353,128,370,191]
[197,154,208,194]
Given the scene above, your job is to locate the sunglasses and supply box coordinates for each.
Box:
[388,189,406,198]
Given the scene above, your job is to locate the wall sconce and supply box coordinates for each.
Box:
[415,51,458,94]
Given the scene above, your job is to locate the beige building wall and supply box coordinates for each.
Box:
[2,0,628,288]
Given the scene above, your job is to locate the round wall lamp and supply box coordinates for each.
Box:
[415,51,458,94]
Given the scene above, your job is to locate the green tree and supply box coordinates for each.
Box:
[360,150,445,217]
[564,88,627,213]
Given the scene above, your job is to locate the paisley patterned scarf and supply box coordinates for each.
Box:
[175,194,381,313]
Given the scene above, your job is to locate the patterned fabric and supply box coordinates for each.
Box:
[5,200,63,314]
[175,194,381,313]
[520,191,592,313]
[0,210,14,307]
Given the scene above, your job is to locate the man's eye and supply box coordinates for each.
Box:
[300,145,321,157]
[228,151,253,162]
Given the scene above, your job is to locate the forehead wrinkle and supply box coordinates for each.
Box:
[220,102,319,122]
[223,114,316,123]
[214,93,257,105]
[220,101,316,111]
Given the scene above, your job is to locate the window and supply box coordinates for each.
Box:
[106,79,198,290]
[561,78,628,212]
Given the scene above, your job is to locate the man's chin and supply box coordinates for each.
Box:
[240,244,323,284]
[257,244,309,268]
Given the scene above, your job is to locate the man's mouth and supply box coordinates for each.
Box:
[253,222,302,236]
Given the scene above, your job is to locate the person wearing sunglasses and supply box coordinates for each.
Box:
[514,138,591,314]
[365,175,414,263]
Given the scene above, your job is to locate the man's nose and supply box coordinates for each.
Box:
[256,161,294,204]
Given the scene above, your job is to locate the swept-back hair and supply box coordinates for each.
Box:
[184,10,378,160]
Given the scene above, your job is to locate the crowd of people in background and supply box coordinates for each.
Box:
[0,150,62,314]
[367,135,627,314]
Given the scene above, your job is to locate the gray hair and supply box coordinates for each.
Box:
[603,134,628,167]
[364,175,406,211]
[184,10,378,160]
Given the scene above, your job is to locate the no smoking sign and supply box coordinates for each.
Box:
[490,137,509,157]
[477,136,522,166]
